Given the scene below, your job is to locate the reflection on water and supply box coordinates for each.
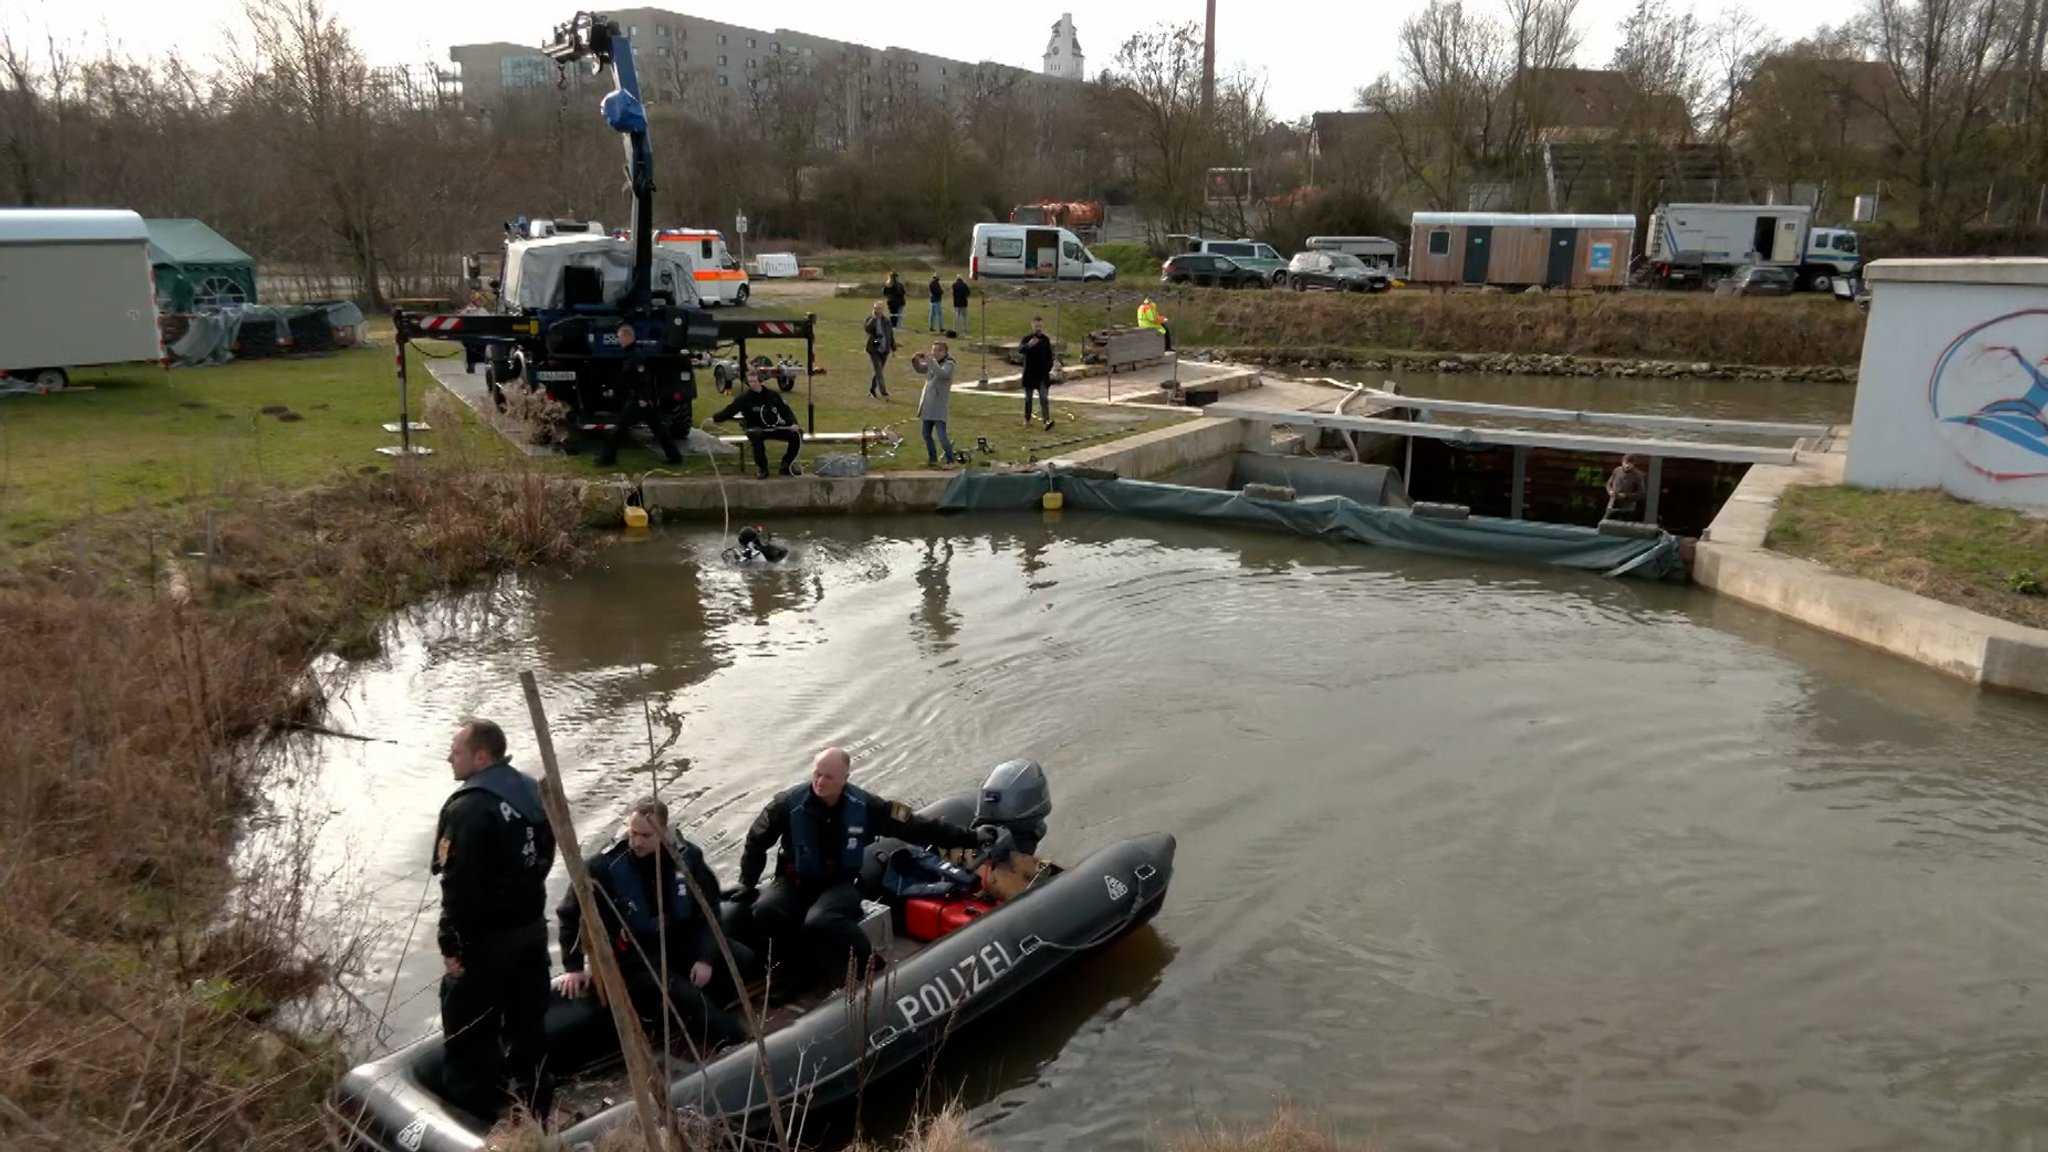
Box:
[305,513,2048,1151]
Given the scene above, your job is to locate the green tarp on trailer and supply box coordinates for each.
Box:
[145,218,257,313]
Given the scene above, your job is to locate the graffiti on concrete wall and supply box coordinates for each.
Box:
[1928,308,2048,481]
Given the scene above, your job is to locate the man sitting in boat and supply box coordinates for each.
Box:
[738,746,983,985]
[553,798,757,1055]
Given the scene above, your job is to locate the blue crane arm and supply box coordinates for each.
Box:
[544,11,656,312]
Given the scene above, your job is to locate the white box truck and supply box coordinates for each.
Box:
[0,208,162,389]
[1644,203,1862,292]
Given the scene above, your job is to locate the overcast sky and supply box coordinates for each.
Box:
[11,0,1860,119]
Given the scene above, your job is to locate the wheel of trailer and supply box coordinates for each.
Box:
[734,283,750,306]
[32,368,68,391]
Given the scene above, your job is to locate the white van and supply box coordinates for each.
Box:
[968,223,1117,281]
[0,208,162,390]
[654,228,751,305]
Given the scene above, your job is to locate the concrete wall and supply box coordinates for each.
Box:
[607,416,1240,521]
[1697,441,2048,698]
[1846,259,2048,511]
[1052,417,1242,478]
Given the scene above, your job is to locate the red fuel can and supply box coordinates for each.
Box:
[902,895,998,942]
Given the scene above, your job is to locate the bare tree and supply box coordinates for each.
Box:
[1851,0,2017,234]
[232,0,395,307]
[1708,6,1772,147]
[1101,22,1211,231]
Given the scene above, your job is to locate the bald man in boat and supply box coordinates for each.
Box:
[738,746,982,985]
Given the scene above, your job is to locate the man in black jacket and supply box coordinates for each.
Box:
[739,746,982,985]
[708,369,804,478]
[433,718,557,1124]
[1018,315,1056,430]
[553,798,755,1054]
[951,275,970,332]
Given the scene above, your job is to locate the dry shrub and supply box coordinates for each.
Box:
[1185,291,1864,368]
[0,457,588,1150]
[883,1107,990,1152]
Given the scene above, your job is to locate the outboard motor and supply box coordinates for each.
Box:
[975,759,1050,856]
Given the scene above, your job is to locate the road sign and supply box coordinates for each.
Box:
[735,213,749,236]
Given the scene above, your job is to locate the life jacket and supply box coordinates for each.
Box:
[437,760,554,880]
[598,838,698,948]
[782,782,871,878]
[455,760,548,826]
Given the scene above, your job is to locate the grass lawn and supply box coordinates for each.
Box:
[1767,485,2048,631]
[0,293,1187,545]
[718,290,1183,470]
[0,343,528,548]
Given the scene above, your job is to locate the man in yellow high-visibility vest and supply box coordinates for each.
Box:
[1136,297,1173,351]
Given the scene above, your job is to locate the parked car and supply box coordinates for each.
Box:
[1161,253,1261,289]
[1717,264,1797,296]
[1286,251,1391,293]
[1187,238,1287,285]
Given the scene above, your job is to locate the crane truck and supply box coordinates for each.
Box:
[395,12,816,467]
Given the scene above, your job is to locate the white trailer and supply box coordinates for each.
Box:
[0,208,162,389]
[1644,203,1863,292]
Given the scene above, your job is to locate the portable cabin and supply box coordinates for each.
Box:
[0,208,162,389]
[1407,213,1635,289]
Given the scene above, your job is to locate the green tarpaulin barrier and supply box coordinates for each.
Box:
[938,470,1688,582]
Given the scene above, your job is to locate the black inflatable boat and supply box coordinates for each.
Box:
[329,775,1175,1151]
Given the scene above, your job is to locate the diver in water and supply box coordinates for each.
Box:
[731,525,789,564]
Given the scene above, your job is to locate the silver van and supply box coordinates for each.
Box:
[1186,238,1286,286]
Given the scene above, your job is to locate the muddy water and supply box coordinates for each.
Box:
[305,514,2048,1150]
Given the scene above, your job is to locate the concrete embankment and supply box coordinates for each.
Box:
[1695,440,2048,697]
[1216,348,1855,384]
[589,417,1246,523]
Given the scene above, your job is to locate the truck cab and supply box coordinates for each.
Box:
[1802,227,1862,291]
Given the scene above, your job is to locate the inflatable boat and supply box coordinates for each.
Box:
[329,764,1175,1151]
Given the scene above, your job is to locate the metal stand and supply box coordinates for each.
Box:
[377,331,434,457]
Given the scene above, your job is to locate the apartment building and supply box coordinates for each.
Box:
[449,9,1079,113]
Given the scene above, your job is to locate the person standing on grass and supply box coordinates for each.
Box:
[926,273,944,332]
[883,272,907,330]
[1018,315,1056,431]
[911,340,958,467]
[864,301,896,400]
[433,718,556,1126]
[951,275,970,333]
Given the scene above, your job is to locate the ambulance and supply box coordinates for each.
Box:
[653,228,752,306]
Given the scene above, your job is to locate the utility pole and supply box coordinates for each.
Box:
[1202,0,1217,121]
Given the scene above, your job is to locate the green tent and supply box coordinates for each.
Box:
[145,218,257,312]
